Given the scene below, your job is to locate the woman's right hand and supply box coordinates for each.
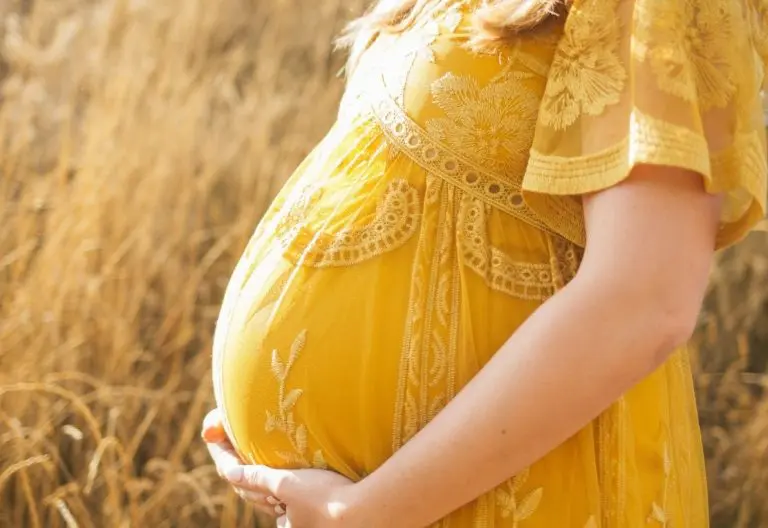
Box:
[202,409,279,518]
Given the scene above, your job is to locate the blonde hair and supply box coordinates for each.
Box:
[338,0,567,72]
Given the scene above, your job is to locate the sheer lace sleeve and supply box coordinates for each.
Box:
[522,0,767,249]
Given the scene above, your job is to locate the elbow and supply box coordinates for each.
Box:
[660,308,698,349]
[572,259,709,376]
[645,300,701,369]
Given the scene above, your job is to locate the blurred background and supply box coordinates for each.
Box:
[0,1,766,527]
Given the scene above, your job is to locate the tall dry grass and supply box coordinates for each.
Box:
[0,0,364,525]
[0,1,765,527]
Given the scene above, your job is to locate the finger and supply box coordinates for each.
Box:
[252,501,278,518]
[201,409,228,443]
[224,465,288,496]
[234,488,276,518]
[207,441,243,476]
[235,487,270,506]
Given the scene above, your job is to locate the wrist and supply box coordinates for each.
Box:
[332,481,381,528]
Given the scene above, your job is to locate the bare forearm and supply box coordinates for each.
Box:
[348,275,684,528]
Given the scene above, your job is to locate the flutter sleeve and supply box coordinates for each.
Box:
[522,0,768,249]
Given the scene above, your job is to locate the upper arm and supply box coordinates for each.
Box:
[579,164,720,322]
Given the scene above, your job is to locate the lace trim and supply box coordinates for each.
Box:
[524,110,767,247]
[393,176,460,451]
[278,179,421,268]
[370,76,553,234]
[548,233,582,290]
[527,110,710,188]
[458,195,557,301]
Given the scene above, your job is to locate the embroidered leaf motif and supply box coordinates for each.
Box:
[495,468,543,524]
[312,450,327,469]
[271,350,286,380]
[649,502,667,524]
[264,331,327,469]
[265,410,277,433]
[648,442,672,525]
[276,451,305,465]
[512,468,530,493]
[295,424,308,454]
[515,488,543,521]
[495,489,512,518]
[584,516,598,528]
[288,329,307,365]
[663,443,672,476]
[281,389,303,412]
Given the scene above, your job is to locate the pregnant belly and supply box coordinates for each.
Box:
[213,257,411,480]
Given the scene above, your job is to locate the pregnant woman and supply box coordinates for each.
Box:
[204,0,767,526]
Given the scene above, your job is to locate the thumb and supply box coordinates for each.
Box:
[201,408,228,443]
[225,465,289,496]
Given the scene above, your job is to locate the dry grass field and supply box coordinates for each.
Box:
[0,1,766,527]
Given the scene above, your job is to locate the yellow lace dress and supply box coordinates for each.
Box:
[212,1,768,526]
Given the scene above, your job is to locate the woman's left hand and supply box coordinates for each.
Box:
[202,409,363,527]
[224,464,360,528]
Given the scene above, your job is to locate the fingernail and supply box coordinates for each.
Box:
[275,505,286,515]
[224,466,243,483]
[266,496,278,505]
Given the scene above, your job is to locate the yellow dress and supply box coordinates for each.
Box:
[212,0,767,526]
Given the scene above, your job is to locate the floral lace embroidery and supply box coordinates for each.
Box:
[538,0,625,130]
[635,0,742,110]
[386,20,441,105]
[458,195,556,301]
[382,2,469,106]
[265,330,327,469]
[278,180,421,267]
[647,443,672,525]
[426,71,539,175]
[495,468,544,524]
[339,4,449,122]
[750,0,768,67]
[372,81,552,235]
[274,185,323,240]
